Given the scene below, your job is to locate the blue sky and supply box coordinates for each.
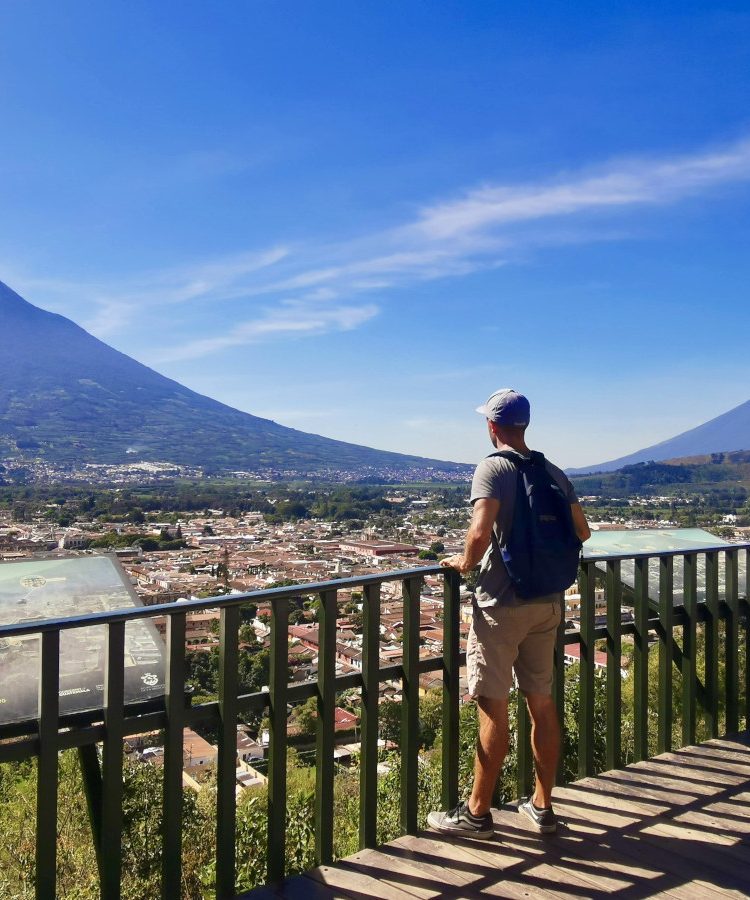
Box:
[1,2,749,468]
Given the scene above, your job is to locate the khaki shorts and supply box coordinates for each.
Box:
[467,598,562,699]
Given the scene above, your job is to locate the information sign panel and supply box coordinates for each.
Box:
[583,528,746,604]
[0,555,165,725]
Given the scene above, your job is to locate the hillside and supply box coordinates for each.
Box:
[568,400,750,474]
[0,281,469,480]
[571,449,750,499]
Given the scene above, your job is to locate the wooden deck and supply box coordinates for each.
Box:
[239,735,750,899]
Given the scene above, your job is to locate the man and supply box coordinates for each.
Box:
[428,388,590,838]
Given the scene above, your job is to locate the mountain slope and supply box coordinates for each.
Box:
[569,399,750,475]
[570,449,750,497]
[0,281,468,478]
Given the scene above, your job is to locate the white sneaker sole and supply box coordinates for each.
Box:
[427,810,494,839]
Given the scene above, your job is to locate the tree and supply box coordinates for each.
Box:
[239,623,257,646]
[346,610,363,631]
[429,541,445,555]
[292,696,318,738]
[240,602,258,622]
[379,699,402,747]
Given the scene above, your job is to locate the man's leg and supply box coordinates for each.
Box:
[468,695,509,816]
[524,692,560,809]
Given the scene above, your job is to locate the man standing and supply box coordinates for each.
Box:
[428,389,590,838]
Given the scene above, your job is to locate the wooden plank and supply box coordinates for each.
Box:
[279,874,349,899]
[660,744,750,771]
[671,807,750,838]
[590,767,710,803]
[641,818,750,867]
[639,758,748,787]
[307,856,431,899]
[674,741,750,761]
[704,735,750,753]
[701,800,750,822]
[553,784,663,819]
[346,844,481,896]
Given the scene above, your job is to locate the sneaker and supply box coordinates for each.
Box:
[427,800,494,839]
[518,796,557,834]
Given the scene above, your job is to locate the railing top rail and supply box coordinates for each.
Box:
[582,541,750,563]
[0,542,747,640]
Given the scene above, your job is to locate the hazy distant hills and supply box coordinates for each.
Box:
[0,281,469,479]
[568,399,750,475]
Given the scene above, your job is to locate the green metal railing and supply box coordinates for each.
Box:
[0,542,748,899]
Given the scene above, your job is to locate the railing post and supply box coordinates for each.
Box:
[605,560,622,770]
[578,561,596,778]
[216,605,240,899]
[400,576,421,835]
[441,569,460,812]
[745,549,750,731]
[36,630,59,900]
[359,583,381,850]
[101,621,126,900]
[705,551,720,738]
[633,557,650,762]
[726,549,740,735]
[516,695,533,797]
[162,613,186,900]
[553,611,566,784]
[267,597,289,884]
[315,590,337,866]
[682,554,698,746]
[657,556,674,755]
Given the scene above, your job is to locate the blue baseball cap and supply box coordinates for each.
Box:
[475,388,530,426]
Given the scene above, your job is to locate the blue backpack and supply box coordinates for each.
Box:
[490,450,582,600]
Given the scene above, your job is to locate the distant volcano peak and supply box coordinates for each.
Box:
[0,282,469,481]
[569,399,750,474]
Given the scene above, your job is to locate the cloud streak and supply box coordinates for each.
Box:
[412,138,750,239]
[156,301,379,362]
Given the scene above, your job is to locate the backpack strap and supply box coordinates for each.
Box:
[487,449,546,467]
[484,451,528,556]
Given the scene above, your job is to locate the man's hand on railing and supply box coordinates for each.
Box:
[440,554,466,573]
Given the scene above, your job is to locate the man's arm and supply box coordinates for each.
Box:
[440,497,500,574]
[571,502,591,542]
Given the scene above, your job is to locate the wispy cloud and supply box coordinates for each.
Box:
[156,301,379,362]
[12,135,750,359]
[411,138,750,239]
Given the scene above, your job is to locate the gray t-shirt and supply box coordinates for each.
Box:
[470,450,579,608]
